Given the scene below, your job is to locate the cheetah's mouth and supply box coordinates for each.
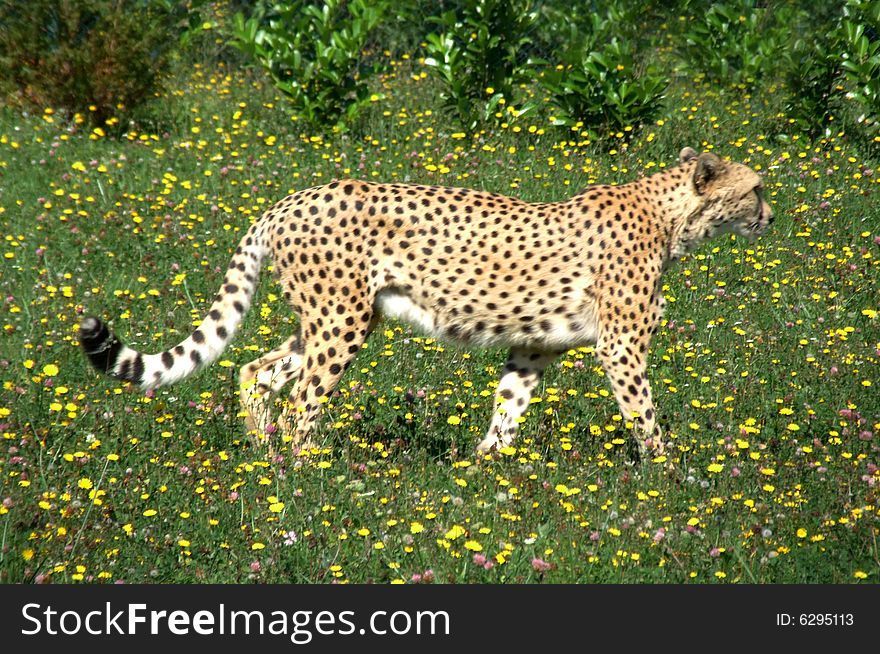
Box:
[747,203,769,235]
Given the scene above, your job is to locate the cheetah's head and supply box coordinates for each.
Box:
[679,146,774,243]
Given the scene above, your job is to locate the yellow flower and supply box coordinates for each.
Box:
[446,415,461,426]
[42,363,59,376]
[22,549,34,561]
[78,477,93,490]
[464,540,482,552]
[444,525,466,540]
[410,522,424,535]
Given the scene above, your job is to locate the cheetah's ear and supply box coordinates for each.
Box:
[679,147,698,163]
[693,152,723,195]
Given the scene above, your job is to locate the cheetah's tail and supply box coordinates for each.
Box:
[79,221,270,389]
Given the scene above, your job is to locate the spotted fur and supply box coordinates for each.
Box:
[80,148,773,458]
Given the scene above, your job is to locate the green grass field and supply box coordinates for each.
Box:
[1,59,878,584]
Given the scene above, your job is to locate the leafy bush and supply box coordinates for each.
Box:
[677,0,790,88]
[533,0,663,57]
[841,0,880,140]
[229,0,387,130]
[423,0,538,129]
[781,13,845,138]
[0,0,179,126]
[539,12,667,137]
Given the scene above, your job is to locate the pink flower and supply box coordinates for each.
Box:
[531,558,552,573]
[250,561,261,573]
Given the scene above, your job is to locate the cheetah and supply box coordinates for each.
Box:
[80,147,773,459]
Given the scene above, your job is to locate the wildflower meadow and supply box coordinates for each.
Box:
[0,1,878,586]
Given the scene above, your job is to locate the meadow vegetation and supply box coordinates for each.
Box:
[0,0,878,583]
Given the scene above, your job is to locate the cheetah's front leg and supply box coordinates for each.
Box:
[596,330,663,459]
[476,349,557,454]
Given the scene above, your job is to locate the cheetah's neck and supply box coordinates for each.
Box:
[640,163,708,264]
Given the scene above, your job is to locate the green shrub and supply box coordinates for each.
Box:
[677,0,790,88]
[781,13,845,138]
[538,12,667,137]
[842,0,880,141]
[0,0,179,126]
[423,0,538,129]
[229,0,387,130]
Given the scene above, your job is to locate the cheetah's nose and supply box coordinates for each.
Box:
[762,201,773,225]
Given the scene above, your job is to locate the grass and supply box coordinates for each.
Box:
[0,56,879,585]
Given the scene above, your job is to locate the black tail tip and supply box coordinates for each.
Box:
[79,316,108,347]
[79,316,124,376]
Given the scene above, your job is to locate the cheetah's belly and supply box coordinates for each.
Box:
[374,286,600,350]
[374,289,441,338]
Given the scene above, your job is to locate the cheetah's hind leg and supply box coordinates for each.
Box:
[277,307,377,452]
[239,332,303,448]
